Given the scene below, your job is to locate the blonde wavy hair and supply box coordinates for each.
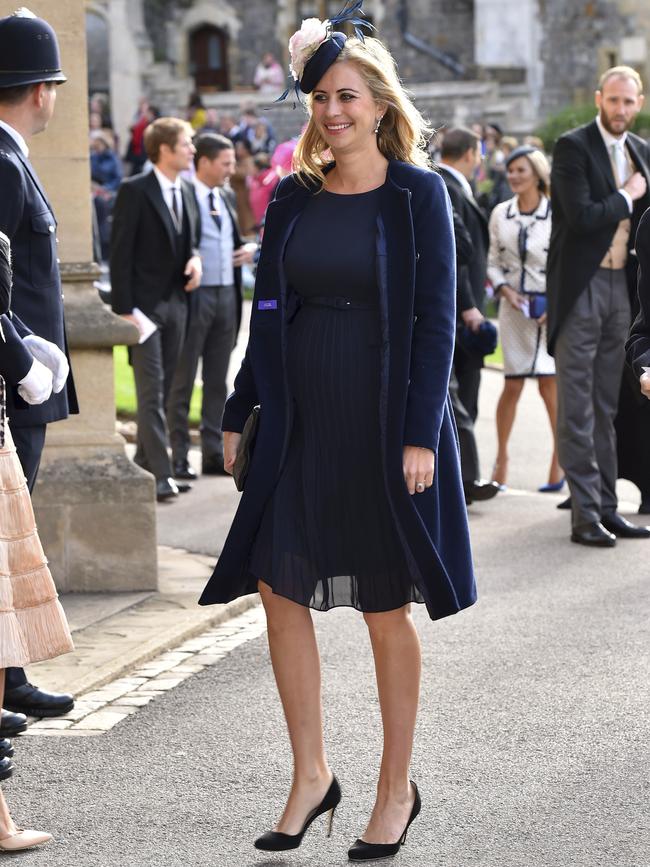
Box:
[293,36,433,187]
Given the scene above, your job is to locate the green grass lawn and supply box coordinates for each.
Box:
[485,342,503,367]
[113,345,203,425]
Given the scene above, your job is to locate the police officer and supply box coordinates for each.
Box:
[0,8,78,721]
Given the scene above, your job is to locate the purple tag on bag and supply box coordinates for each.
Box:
[258,299,278,310]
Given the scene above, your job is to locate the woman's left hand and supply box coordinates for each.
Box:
[403,446,435,495]
[536,312,548,325]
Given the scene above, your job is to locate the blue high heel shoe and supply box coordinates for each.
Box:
[538,478,565,493]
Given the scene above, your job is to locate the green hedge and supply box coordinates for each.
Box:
[535,103,650,152]
[114,345,203,425]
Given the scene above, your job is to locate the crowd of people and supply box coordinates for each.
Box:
[0,1,649,856]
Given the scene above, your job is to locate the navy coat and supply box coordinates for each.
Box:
[0,126,78,426]
[199,160,476,620]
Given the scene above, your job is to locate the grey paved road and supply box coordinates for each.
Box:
[11,491,650,866]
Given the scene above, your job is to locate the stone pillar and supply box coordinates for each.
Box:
[0,0,157,592]
[474,0,543,115]
[108,0,148,152]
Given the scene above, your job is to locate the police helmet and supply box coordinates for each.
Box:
[0,7,67,89]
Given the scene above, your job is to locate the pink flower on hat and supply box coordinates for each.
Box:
[288,17,330,81]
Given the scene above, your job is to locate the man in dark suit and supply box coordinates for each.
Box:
[167,134,257,479]
[627,208,650,398]
[439,127,499,504]
[548,65,650,546]
[0,9,78,720]
[110,117,202,502]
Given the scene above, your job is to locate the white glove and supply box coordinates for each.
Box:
[17,358,53,405]
[23,334,69,393]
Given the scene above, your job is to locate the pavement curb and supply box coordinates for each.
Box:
[61,593,261,699]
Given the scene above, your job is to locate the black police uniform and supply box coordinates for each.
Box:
[0,9,76,703]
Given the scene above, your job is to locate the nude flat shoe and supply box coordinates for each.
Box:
[0,828,53,851]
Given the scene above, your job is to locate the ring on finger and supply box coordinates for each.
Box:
[415,482,425,493]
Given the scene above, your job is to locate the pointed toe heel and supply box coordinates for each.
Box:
[254,775,341,852]
[538,478,565,493]
[347,781,421,862]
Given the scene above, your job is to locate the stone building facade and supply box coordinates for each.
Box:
[85,0,650,146]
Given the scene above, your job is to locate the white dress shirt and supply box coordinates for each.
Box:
[0,119,29,157]
[596,114,633,212]
[152,165,183,228]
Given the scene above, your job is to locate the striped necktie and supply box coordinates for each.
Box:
[208,191,222,232]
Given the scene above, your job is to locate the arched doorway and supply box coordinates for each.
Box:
[86,9,110,95]
[189,25,230,91]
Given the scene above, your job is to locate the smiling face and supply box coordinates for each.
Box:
[160,131,196,174]
[311,60,385,156]
[596,74,644,136]
[506,156,539,196]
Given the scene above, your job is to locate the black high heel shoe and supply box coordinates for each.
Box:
[347,781,421,862]
[254,775,342,851]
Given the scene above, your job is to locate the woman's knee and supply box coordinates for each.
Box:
[363,604,412,636]
[538,375,556,395]
[258,579,312,629]
[504,378,524,397]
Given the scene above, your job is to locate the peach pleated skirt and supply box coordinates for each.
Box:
[0,422,73,668]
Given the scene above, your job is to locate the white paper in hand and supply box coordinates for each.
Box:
[132,308,158,344]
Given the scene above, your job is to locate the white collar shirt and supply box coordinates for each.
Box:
[0,120,28,157]
[153,165,183,227]
[596,114,633,211]
[439,161,475,201]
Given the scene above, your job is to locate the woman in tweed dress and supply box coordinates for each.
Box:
[487,147,563,491]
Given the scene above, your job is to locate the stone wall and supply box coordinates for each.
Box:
[379,0,475,83]
[539,0,650,116]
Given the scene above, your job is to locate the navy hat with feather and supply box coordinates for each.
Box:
[277,1,374,105]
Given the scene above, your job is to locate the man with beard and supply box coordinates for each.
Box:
[547,66,650,546]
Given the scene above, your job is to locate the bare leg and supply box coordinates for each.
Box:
[538,376,563,485]
[0,671,16,839]
[258,580,332,835]
[492,377,525,485]
[361,605,421,844]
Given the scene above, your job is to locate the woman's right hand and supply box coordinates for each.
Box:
[500,285,526,311]
[223,430,242,475]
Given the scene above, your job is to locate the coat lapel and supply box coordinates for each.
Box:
[586,119,617,193]
[143,170,177,249]
[221,191,242,248]
[626,135,650,191]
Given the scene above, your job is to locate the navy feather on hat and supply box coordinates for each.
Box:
[276,0,374,105]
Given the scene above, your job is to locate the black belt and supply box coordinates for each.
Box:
[300,295,377,310]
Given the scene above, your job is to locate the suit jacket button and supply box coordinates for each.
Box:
[48,225,55,233]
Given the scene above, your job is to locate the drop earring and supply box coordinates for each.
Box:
[374,116,383,134]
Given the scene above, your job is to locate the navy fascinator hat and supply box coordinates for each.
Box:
[277,1,374,105]
[300,32,347,94]
[459,320,498,358]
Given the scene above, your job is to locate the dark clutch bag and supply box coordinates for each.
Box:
[526,293,547,320]
[232,406,260,492]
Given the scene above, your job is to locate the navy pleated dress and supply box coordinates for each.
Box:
[249,186,426,612]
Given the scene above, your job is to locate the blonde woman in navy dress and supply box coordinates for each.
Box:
[199,4,475,860]
[487,146,563,492]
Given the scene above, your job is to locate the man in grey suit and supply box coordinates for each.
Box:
[168,134,257,478]
[548,65,650,546]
